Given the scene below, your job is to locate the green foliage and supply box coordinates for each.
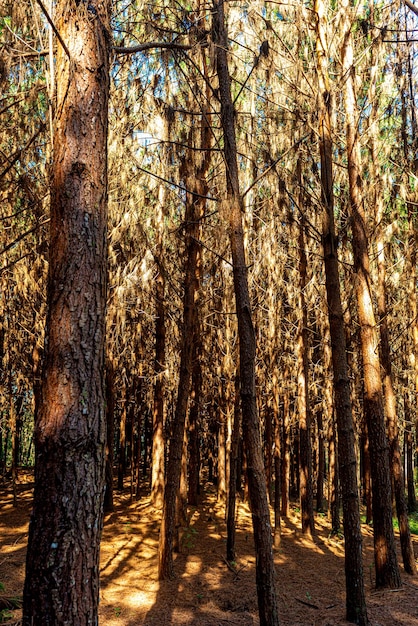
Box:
[181,525,198,550]
[392,513,418,536]
[0,609,13,624]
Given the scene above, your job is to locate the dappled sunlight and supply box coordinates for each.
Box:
[1,475,417,625]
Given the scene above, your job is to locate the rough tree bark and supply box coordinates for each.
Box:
[157,92,207,579]
[213,2,279,624]
[368,4,416,573]
[295,161,314,536]
[340,1,401,590]
[22,1,110,623]
[315,3,368,620]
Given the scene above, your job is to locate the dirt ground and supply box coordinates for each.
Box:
[1,473,417,626]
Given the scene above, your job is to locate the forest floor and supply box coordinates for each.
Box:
[0,472,417,626]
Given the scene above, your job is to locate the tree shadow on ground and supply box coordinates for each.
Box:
[1,474,417,626]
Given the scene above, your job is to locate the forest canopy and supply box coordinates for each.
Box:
[0,1,417,625]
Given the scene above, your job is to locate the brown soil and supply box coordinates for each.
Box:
[0,473,417,626]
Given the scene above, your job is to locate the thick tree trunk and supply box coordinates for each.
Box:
[22,2,110,623]
[213,3,279,623]
[341,2,401,590]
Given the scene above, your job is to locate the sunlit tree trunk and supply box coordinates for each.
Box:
[281,365,290,518]
[272,371,281,547]
[315,4,368,619]
[226,373,241,561]
[361,425,373,525]
[23,1,110,622]
[104,359,115,512]
[188,340,202,506]
[294,178,314,536]
[367,8,416,573]
[158,84,207,579]
[213,2,279,623]
[340,1,401,589]
[151,107,170,509]
[151,239,166,508]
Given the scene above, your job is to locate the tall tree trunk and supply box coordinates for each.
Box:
[23,2,110,623]
[151,267,166,508]
[340,1,401,589]
[315,3,368,620]
[157,119,204,581]
[226,374,241,562]
[367,11,416,573]
[104,360,115,513]
[281,366,290,518]
[361,424,372,525]
[118,379,127,491]
[151,107,169,509]
[295,168,314,536]
[213,3,279,623]
[328,418,340,535]
[404,384,417,512]
[272,372,281,548]
[316,408,325,513]
[376,211,415,574]
[188,341,202,506]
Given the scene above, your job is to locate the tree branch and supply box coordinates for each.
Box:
[34,0,70,59]
[113,41,196,55]
[405,0,418,17]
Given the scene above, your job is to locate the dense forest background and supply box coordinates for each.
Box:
[0,0,418,625]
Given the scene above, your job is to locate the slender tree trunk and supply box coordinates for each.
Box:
[341,2,401,589]
[281,368,290,518]
[316,409,325,512]
[188,341,202,506]
[265,406,273,504]
[157,123,204,580]
[295,169,314,535]
[217,390,227,504]
[151,266,166,508]
[104,360,115,513]
[23,2,110,622]
[315,4,368,619]
[367,15,416,573]
[404,386,417,512]
[376,219,415,574]
[213,3,279,623]
[151,108,169,509]
[361,425,373,525]
[226,374,241,562]
[118,379,127,491]
[273,372,281,548]
[328,419,340,535]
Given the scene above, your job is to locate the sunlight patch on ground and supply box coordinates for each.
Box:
[171,607,194,623]
[125,589,156,610]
